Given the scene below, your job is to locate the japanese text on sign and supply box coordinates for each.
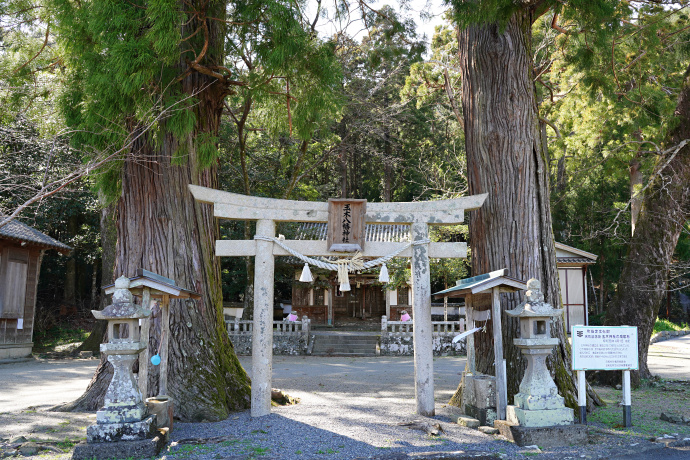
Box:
[342,203,351,243]
[572,325,638,370]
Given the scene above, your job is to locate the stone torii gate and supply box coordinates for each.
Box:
[189,185,487,417]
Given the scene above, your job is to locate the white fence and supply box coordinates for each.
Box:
[381,316,465,336]
[226,316,311,355]
[227,316,311,336]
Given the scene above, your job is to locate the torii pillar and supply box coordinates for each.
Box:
[189,185,487,417]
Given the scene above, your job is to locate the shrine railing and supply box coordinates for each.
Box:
[226,316,311,356]
[227,317,311,336]
[381,316,465,336]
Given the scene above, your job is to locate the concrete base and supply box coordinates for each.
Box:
[494,420,587,447]
[87,414,157,443]
[72,433,167,460]
[506,404,574,427]
[464,405,497,427]
[0,343,32,360]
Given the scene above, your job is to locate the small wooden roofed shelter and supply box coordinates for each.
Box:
[433,269,527,421]
[189,184,487,418]
[0,218,71,359]
[555,242,597,329]
[103,268,200,398]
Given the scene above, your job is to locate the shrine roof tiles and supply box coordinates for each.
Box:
[296,222,410,242]
[557,257,596,265]
[0,217,71,253]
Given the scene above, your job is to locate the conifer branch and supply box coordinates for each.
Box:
[13,24,50,75]
[539,117,561,138]
[443,68,463,129]
[550,12,568,35]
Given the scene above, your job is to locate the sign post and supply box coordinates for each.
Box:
[572,325,638,426]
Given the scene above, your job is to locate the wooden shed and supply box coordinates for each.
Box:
[555,242,597,330]
[0,219,70,359]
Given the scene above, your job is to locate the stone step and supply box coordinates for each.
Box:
[311,335,379,356]
[312,344,377,352]
[313,337,378,343]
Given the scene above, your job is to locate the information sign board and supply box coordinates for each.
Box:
[572,325,638,370]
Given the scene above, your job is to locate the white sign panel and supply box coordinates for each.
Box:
[572,326,638,370]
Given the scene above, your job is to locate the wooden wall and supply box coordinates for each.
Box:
[293,283,387,324]
[292,286,329,324]
[0,241,42,353]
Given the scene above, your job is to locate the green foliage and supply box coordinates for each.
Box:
[445,0,520,29]
[653,318,689,334]
[33,325,89,350]
[195,132,220,170]
[535,4,690,313]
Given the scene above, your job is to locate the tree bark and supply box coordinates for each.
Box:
[450,12,600,410]
[605,67,690,386]
[58,3,251,421]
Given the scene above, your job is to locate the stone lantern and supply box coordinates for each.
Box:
[504,279,574,428]
[73,276,164,460]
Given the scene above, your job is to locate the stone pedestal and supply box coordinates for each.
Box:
[495,420,587,448]
[97,347,146,424]
[506,341,574,427]
[462,373,497,426]
[72,434,168,460]
[87,415,158,443]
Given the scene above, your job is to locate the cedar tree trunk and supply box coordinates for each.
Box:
[449,12,600,410]
[605,66,690,386]
[57,3,251,421]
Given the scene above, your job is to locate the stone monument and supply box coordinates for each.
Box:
[72,276,167,460]
[494,279,587,447]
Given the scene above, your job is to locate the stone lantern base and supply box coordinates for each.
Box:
[72,430,168,460]
[87,414,158,443]
[494,420,588,448]
[506,404,574,427]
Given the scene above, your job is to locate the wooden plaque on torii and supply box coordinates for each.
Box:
[327,198,366,252]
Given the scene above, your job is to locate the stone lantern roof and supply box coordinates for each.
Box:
[93,276,150,320]
[505,279,563,318]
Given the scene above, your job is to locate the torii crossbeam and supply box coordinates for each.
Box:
[189,185,487,417]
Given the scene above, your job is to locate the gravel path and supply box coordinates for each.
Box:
[2,342,689,460]
[167,356,670,460]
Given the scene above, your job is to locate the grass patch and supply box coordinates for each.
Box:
[590,382,690,437]
[653,318,689,334]
[33,325,89,350]
[56,438,79,451]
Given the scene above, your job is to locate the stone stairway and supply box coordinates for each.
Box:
[310,332,379,356]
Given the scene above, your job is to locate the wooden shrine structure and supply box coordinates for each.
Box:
[189,185,487,417]
[433,269,527,421]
